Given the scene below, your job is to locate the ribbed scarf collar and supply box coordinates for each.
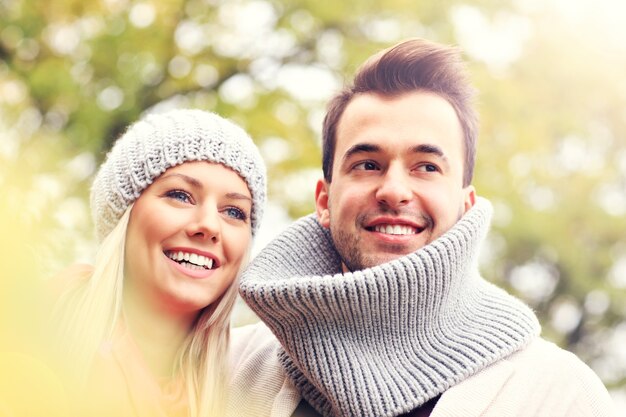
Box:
[240,198,540,417]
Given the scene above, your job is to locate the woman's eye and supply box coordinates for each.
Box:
[353,161,379,171]
[165,190,192,203]
[224,207,247,221]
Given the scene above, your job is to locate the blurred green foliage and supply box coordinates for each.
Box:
[1,0,625,402]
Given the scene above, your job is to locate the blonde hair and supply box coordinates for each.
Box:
[54,204,243,417]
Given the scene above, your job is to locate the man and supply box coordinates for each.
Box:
[233,38,616,417]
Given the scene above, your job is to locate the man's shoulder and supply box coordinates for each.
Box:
[438,337,615,417]
[228,323,300,417]
[230,322,281,361]
[506,337,599,377]
[484,337,615,416]
[228,322,286,389]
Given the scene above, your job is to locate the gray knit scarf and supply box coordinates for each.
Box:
[240,198,540,417]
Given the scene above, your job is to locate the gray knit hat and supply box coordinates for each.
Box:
[90,109,266,241]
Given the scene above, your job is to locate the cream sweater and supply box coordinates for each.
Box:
[227,323,617,417]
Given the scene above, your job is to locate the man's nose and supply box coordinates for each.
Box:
[374,164,412,208]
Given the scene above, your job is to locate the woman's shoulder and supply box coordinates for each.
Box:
[47,263,93,301]
[53,263,94,282]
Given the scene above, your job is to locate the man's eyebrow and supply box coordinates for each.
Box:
[342,143,382,162]
[411,144,448,162]
[158,173,203,189]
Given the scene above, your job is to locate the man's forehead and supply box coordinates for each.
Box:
[336,93,391,130]
[334,91,464,158]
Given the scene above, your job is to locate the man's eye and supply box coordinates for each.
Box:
[354,161,380,171]
[224,207,248,221]
[416,163,439,173]
[165,190,192,203]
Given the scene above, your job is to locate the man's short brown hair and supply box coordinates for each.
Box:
[322,38,478,187]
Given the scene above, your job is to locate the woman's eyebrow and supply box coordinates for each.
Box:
[158,173,203,189]
[226,192,252,202]
[158,175,251,201]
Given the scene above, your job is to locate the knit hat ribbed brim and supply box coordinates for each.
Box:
[90,109,266,240]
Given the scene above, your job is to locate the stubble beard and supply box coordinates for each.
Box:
[330,226,369,272]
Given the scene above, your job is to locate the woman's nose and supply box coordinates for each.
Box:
[186,206,220,243]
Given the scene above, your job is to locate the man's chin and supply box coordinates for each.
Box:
[333,227,427,272]
[342,251,414,272]
[372,251,414,267]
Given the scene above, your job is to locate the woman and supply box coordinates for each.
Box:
[52,109,266,417]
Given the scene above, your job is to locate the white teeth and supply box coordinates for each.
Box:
[166,251,215,269]
[374,224,417,235]
[180,262,204,270]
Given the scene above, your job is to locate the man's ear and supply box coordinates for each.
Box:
[463,185,476,214]
[315,179,331,228]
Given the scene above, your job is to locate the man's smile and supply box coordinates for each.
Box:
[372,224,418,235]
[363,215,429,237]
